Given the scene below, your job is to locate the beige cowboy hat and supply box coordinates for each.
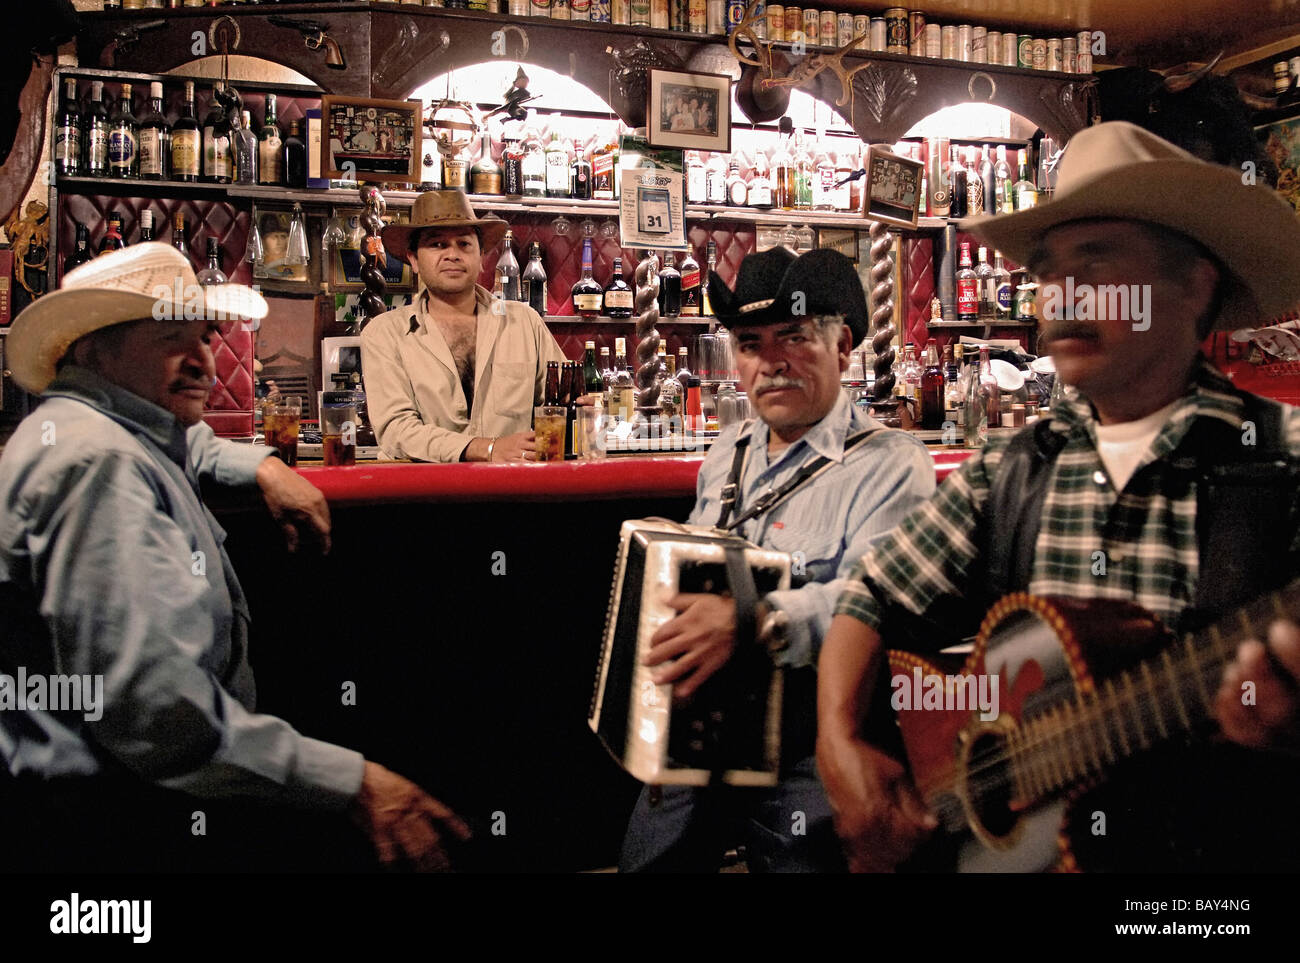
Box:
[381,190,508,261]
[961,121,1300,331]
[6,242,268,394]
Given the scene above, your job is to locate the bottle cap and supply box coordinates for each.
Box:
[150,82,163,99]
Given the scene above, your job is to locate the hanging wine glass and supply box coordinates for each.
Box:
[286,203,310,266]
[551,214,572,236]
[579,217,598,238]
[600,218,619,238]
[244,206,265,264]
[322,206,346,255]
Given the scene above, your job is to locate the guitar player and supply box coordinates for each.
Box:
[817,122,1300,872]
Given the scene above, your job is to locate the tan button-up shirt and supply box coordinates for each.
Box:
[361,286,567,462]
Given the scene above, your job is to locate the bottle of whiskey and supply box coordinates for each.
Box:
[501,132,524,197]
[965,147,984,216]
[522,241,547,316]
[283,120,307,188]
[202,88,232,184]
[747,148,773,209]
[947,145,967,219]
[705,152,727,205]
[1014,148,1038,210]
[920,341,945,430]
[545,133,570,198]
[108,83,138,179]
[172,211,191,264]
[658,251,682,318]
[571,238,603,318]
[993,251,1013,318]
[956,242,979,322]
[521,130,546,197]
[471,132,502,195]
[979,145,996,215]
[686,151,707,204]
[497,229,521,301]
[85,81,110,178]
[136,82,169,181]
[600,345,614,394]
[54,77,82,177]
[995,145,1013,214]
[138,209,155,243]
[196,237,228,286]
[772,133,796,211]
[794,131,814,211]
[592,135,618,201]
[679,247,701,316]
[171,82,201,183]
[602,256,633,319]
[64,222,92,277]
[258,94,282,185]
[975,246,996,320]
[569,139,592,200]
[97,212,126,256]
[725,158,747,206]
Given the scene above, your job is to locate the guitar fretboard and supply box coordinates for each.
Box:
[1005,579,1300,804]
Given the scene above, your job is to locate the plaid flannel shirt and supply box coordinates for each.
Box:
[834,356,1300,646]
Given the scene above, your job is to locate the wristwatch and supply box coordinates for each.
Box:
[758,605,789,654]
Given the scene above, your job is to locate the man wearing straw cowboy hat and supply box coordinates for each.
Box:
[0,243,469,871]
[818,121,1300,872]
[362,190,567,463]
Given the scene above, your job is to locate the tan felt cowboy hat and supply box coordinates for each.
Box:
[961,121,1300,331]
[6,242,268,395]
[381,190,508,261]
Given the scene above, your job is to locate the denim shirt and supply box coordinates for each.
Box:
[688,392,935,668]
[0,366,363,811]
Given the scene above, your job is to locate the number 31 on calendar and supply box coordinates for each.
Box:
[637,187,672,235]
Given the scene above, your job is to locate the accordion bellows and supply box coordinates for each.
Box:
[589,520,791,787]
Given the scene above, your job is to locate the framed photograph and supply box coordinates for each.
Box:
[863,146,923,229]
[647,69,732,153]
[320,95,423,183]
[817,228,859,263]
[252,208,313,291]
[1257,113,1300,215]
[331,241,416,293]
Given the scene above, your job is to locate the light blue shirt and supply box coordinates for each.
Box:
[688,392,935,668]
[0,366,363,811]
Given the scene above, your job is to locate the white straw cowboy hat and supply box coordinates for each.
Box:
[381,190,508,261]
[6,242,268,394]
[961,121,1300,331]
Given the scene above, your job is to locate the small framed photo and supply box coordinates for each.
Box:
[863,146,923,229]
[331,240,416,294]
[321,95,423,183]
[647,69,732,153]
[253,208,314,291]
[817,228,859,263]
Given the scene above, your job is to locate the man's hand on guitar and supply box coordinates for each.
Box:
[816,734,938,872]
[644,593,738,702]
[1215,619,1300,749]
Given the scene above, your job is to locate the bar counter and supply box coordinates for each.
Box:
[214,447,973,871]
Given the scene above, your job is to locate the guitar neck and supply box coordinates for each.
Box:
[1009,579,1300,802]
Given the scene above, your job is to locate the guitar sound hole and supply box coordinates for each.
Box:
[965,730,1017,840]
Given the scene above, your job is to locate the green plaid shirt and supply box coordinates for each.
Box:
[835,356,1300,644]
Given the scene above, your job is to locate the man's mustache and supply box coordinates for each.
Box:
[753,375,805,395]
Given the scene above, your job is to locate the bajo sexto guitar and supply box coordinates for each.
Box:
[888,582,1300,872]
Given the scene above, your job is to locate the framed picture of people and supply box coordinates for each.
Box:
[863,146,923,229]
[646,69,732,154]
[320,96,423,183]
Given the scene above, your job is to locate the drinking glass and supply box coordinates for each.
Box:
[533,405,567,462]
[320,391,357,467]
[263,396,302,467]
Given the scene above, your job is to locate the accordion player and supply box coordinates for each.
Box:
[589,519,791,787]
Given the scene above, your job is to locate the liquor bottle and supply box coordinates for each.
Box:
[231,109,257,186]
[592,135,619,200]
[564,362,581,457]
[965,147,984,216]
[793,131,814,210]
[679,247,701,316]
[171,81,201,183]
[54,77,82,177]
[747,148,773,209]
[995,145,1014,214]
[522,130,546,197]
[497,229,522,301]
[686,151,707,204]
[947,145,967,219]
[814,143,836,211]
[471,133,502,195]
[658,344,681,427]
[501,133,524,196]
[583,340,604,394]
[943,343,961,419]
[602,256,633,319]
[962,351,984,448]
[64,222,92,277]
[545,133,570,198]
[993,251,1013,318]
[283,120,307,189]
[975,246,996,320]
[544,361,562,407]
[172,211,190,263]
[612,338,636,422]
[956,241,979,321]
[658,251,682,318]
[847,143,865,213]
[258,93,282,185]
[202,88,232,184]
[1014,148,1038,210]
[675,346,692,393]
[600,346,614,393]
[196,237,228,286]
[725,158,747,206]
[705,152,727,205]
[1014,275,1038,322]
[920,341,945,430]
[85,81,110,178]
[832,149,854,212]
[138,209,155,243]
[97,212,126,256]
[442,142,468,193]
[108,83,138,178]
[702,240,717,316]
[978,344,1001,431]
[927,136,950,218]
[772,133,796,211]
[979,145,996,215]
[570,139,592,200]
[897,343,920,409]
[522,241,547,316]
[572,238,603,318]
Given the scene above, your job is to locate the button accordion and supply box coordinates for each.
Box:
[589,519,791,786]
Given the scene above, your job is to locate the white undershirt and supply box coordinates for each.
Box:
[1093,400,1180,491]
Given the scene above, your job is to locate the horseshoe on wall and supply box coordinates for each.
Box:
[967,71,997,102]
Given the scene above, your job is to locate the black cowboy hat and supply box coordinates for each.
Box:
[706,247,868,343]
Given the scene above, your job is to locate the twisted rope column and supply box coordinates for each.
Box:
[867,217,901,427]
[633,250,662,416]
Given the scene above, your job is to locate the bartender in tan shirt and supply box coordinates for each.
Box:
[362,191,567,462]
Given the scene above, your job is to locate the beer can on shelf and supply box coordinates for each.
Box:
[837,12,853,47]
[924,23,940,58]
[652,0,669,29]
[424,0,446,7]
[1003,32,1018,66]
[803,7,820,45]
[957,24,972,62]
[972,25,987,63]
[531,0,551,15]
[854,14,869,39]
[1076,31,1093,72]
[1032,38,1047,70]
[987,30,1001,61]
[630,0,650,25]
[1062,36,1077,73]
[885,7,908,54]
[786,6,802,40]
[909,11,925,55]
[572,0,591,20]
[753,0,767,38]
[1278,61,1294,94]
[941,24,958,60]
[821,10,836,45]
[766,3,784,40]
[590,0,611,20]
[1017,34,1033,68]
[509,0,528,12]
[612,0,629,22]
[1047,38,1063,72]
[552,0,572,20]
[725,0,746,33]
[707,0,724,34]
[122,0,144,9]
[870,17,886,51]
